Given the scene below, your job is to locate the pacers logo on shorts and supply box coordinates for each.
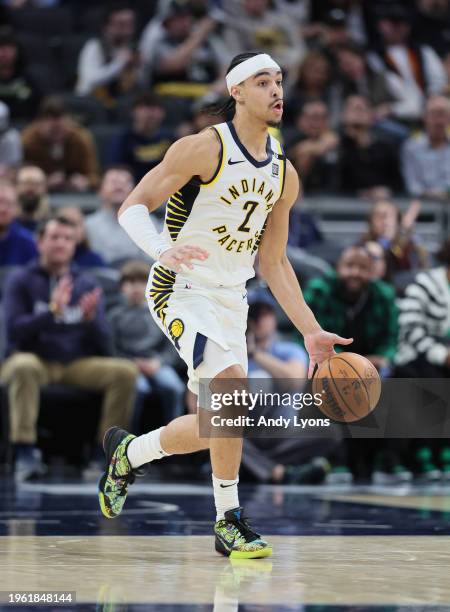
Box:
[168,318,185,350]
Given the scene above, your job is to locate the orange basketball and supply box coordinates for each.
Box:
[312,352,381,423]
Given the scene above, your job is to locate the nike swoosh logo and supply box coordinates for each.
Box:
[228,158,245,165]
[219,482,238,488]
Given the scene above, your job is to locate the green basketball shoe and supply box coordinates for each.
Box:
[98,427,147,519]
[214,507,272,559]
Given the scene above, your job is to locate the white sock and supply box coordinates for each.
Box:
[127,427,171,468]
[212,474,239,521]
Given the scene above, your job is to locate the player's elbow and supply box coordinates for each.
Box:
[258,251,288,280]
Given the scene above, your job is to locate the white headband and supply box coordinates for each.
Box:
[226,54,281,94]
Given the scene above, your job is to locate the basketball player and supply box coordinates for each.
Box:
[98,52,352,558]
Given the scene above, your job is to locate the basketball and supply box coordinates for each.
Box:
[312,353,381,423]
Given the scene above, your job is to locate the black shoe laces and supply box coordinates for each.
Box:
[118,472,135,496]
[229,514,260,542]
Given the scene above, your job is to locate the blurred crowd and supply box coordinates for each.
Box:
[0,0,449,485]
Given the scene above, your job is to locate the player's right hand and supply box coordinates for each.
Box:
[159,245,209,272]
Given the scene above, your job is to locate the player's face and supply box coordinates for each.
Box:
[38,221,76,266]
[241,69,283,127]
[337,248,372,294]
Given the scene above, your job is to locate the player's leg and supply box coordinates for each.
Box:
[207,364,272,559]
[98,413,210,519]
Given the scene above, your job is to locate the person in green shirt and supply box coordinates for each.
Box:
[301,245,402,484]
[301,245,398,374]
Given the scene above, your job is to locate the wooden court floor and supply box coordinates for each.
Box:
[0,480,449,611]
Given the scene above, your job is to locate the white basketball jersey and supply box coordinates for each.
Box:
[161,121,286,287]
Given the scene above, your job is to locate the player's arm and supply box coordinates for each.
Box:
[258,161,352,377]
[117,130,220,271]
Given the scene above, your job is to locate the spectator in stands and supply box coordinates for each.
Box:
[367,4,447,123]
[413,0,450,58]
[85,166,148,264]
[395,237,450,377]
[22,97,99,193]
[314,7,357,54]
[108,260,185,426]
[1,1,60,6]
[288,209,323,249]
[401,95,450,200]
[247,291,308,386]
[0,26,40,121]
[0,216,138,480]
[286,100,339,194]
[0,180,37,265]
[361,199,429,280]
[56,207,104,268]
[334,42,396,120]
[108,93,174,182]
[0,101,22,177]
[443,51,450,97]
[364,240,388,282]
[76,3,139,107]
[303,246,398,374]
[339,95,402,197]
[140,1,226,100]
[285,51,334,124]
[177,92,226,137]
[223,0,305,82]
[16,165,49,232]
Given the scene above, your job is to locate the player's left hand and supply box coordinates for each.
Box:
[159,245,209,272]
[304,330,353,379]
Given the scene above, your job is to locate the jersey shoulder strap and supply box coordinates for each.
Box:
[269,133,287,198]
[199,122,227,187]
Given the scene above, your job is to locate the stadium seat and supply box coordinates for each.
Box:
[17,33,56,67]
[88,267,122,311]
[37,385,101,466]
[10,7,74,39]
[61,94,108,126]
[28,62,65,95]
[306,240,345,266]
[58,35,90,90]
[0,384,102,469]
[287,245,331,285]
[78,6,105,37]
[90,123,124,169]
[0,266,19,301]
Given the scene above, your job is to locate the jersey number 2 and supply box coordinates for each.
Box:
[237,200,259,233]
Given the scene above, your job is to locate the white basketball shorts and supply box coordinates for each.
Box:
[146,264,249,396]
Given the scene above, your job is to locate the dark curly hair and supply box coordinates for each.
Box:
[212,51,264,118]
